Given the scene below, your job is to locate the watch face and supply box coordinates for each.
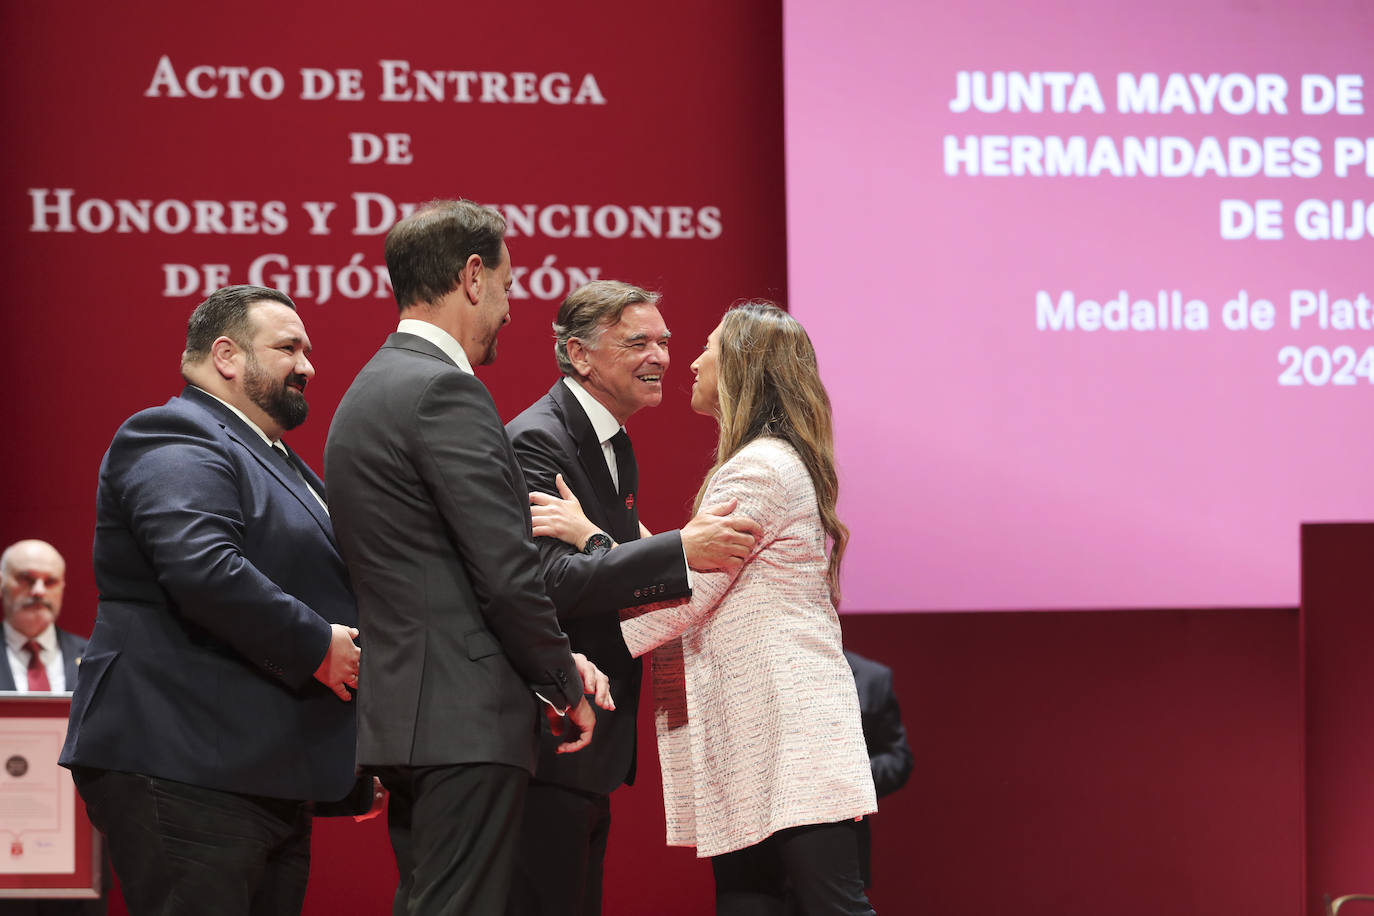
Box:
[582,533,613,554]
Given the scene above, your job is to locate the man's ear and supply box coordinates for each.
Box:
[210,336,242,380]
[566,337,593,379]
[461,253,484,304]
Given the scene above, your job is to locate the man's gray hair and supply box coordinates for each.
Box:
[553,280,661,376]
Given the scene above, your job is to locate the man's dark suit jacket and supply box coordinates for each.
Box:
[59,386,358,803]
[324,333,584,773]
[845,650,914,800]
[505,380,691,795]
[0,627,85,691]
[844,649,914,888]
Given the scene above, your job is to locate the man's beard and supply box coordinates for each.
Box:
[244,351,309,430]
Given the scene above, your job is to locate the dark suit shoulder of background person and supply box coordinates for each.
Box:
[845,648,914,798]
[836,647,914,896]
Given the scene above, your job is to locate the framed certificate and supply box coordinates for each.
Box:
[0,694,101,899]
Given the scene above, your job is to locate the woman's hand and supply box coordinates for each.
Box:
[530,473,604,549]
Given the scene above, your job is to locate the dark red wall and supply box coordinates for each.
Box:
[1301,523,1374,914]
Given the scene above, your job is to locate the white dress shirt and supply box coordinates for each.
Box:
[398,318,473,374]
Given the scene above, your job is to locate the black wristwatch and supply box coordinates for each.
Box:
[581,532,613,555]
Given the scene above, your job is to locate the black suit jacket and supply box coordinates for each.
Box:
[506,380,691,794]
[0,626,86,691]
[844,649,914,888]
[845,650,913,799]
[325,333,584,773]
[60,387,358,802]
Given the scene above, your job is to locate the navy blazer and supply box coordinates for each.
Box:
[0,627,86,691]
[60,386,358,802]
[506,380,690,794]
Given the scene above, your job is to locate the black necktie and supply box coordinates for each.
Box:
[610,429,638,508]
[272,443,299,479]
[272,443,326,510]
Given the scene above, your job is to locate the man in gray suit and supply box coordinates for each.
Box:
[325,199,608,916]
[1,540,84,693]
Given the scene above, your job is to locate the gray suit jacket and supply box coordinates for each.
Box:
[325,332,583,772]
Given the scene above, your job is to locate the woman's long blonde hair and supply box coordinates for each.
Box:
[694,302,849,605]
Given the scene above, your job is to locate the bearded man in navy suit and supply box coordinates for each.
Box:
[60,285,362,916]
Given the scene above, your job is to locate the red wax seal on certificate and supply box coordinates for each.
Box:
[10,840,21,857]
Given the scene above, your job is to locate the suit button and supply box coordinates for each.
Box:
[634,589,641,598]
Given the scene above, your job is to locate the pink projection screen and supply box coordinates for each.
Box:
[785,1,1374,611]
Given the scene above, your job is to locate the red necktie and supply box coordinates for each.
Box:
[25,640,50,691]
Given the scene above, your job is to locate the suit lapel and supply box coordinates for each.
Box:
[550,383,616,515]
[549,382,639,542]
[180,388,337,548]
[230,429,337,546]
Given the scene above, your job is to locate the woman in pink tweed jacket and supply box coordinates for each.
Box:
[532,302,877,914]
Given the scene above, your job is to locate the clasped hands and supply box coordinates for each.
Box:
[547,652,615,755]
[312,623,613,756]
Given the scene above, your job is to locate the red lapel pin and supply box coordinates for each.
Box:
[625,493,635,510]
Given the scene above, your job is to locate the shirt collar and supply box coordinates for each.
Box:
[4,620,55,653]
[562,377,625,446]
[191,386,278,449]
[398,318,473,375]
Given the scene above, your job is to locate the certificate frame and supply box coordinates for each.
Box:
[0,694,101,899]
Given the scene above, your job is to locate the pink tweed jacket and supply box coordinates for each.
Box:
[621,437,876,857]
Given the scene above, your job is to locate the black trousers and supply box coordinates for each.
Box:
[506,780,612,916]
[713,820,875,916]
[71,767,311,916]
[374,763,528,916]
